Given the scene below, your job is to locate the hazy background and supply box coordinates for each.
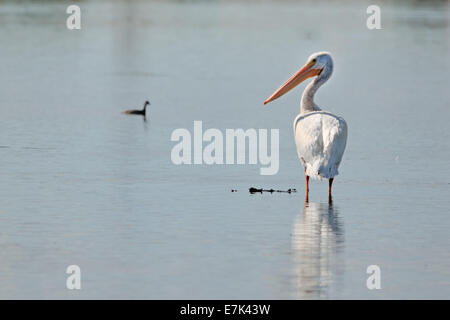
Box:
[0,0,449,299]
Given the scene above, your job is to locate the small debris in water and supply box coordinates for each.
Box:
[249,187,297,194]
[231,189,237,192]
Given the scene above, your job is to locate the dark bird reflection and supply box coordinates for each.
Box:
[291,201,344,299]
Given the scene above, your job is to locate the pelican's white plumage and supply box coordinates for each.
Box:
[264,52,347,197]
[294,111,347,180]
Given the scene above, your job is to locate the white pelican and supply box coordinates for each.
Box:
[264,52,347,200]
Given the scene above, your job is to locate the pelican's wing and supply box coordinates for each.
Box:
[294,111,347,179]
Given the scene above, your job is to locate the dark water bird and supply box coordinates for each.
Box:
[123,100,150,116]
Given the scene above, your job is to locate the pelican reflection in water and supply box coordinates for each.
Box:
[291,201,344,299]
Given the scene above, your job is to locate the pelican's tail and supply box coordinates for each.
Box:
[303,158,339,180]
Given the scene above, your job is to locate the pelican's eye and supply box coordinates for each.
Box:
[311,58,317,64]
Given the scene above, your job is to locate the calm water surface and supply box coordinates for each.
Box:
[0,0,449,299]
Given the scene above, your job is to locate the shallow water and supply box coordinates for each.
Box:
[0,0,449,299]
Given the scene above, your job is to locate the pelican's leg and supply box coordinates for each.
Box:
[305,175,310,203]
[328,178,334,198]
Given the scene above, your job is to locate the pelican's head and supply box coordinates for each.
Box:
[264,51,333,105]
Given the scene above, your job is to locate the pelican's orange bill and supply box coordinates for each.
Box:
[264,60,320,105]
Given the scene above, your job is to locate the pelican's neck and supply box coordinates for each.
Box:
[300,63,332,114]
[300,78,323,114]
